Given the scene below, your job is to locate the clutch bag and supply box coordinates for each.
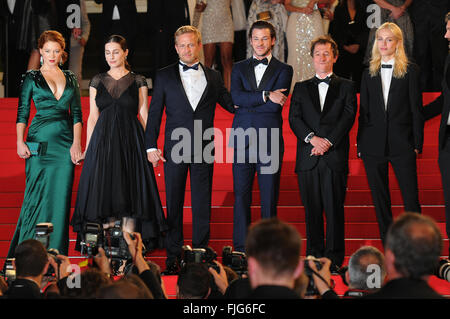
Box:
[25,141,47,156]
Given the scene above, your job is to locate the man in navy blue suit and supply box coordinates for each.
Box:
[145,25,235,274]
[230,20,293,252]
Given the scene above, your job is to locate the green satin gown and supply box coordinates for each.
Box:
[7,69,83,256]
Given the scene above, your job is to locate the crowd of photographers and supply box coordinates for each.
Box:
[0,212,449,299]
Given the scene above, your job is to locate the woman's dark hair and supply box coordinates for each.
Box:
[105,34,131,70]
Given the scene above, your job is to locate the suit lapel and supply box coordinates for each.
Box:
[306,79,322,114]
[444,55,450,92]
[386,75,399,112]
[173,62,208,113]
[374,73,387,115]
[321,74,339,116]
[173,63,192,111]
[258,58,278,90]
[195,63,210,111]
[246,59,258,91]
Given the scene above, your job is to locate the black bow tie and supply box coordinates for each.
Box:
[381,64,393,69]
[180,62,199,72]
[253,57,268,66]
[313,76,331,85]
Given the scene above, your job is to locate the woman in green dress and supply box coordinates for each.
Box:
[8,30,83,256]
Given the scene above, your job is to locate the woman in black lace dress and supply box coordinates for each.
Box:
[71,35,167,251]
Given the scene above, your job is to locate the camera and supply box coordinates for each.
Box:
[80,221,142,275]
[80,221,139,261]
[222,246,247,276]
[436,259,450,282]
[103,221,135,260]
[35,223,54,249]
[180,245,220,273]
[80,223,102,257]
[303,255,323,296]
[4,258,16,283]
[34,223,62,278]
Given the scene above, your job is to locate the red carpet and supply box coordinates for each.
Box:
[0,93,449,297]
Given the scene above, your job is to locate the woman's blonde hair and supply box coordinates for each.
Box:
[369,22,408,78]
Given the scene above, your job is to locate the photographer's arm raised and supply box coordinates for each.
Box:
[308,257,337,297]
[123,232,150,273]
[208,261,229,294]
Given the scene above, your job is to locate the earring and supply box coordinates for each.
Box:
[40,56,43,65]
[59,58,63,66]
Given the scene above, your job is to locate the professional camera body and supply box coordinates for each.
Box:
[3,258,16,283]
[35,222,54,248]
[222,246,247,276]
[80,221,140,275]
[81,223,102,257]
[303,255,323,296]
[180,245,220,273]
[80,220,137,260]
[436,259,450,282]
[103,222,135,260]
[34,223,61,278]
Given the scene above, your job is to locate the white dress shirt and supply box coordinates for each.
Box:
[179,62,207,111]
[317,72,333,111]
[146,61,207,153]
[253,54,272,102]
[304,72,334,145]
[253,54,271,87]
[380,59,395,109]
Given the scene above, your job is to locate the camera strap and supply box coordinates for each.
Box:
[310,268,334,290]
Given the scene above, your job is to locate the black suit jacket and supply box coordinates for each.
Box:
[409,0,450,24]
[363,278,444,299]
[94,0,138,36]
[289,75,357,173]
[147,0,190,72]
[357,63,424,156]
[248,285,300,299]
[5,278,42,299]
[147,0,190,34]
[145,62,234,162]
[423,55,450,151]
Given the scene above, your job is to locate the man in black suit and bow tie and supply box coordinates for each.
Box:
[289,35,357,270]
[423,12,450,256]
[145,26,235,274]
[230,20,293,253]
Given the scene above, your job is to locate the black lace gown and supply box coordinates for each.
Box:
[71,72,167,249]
